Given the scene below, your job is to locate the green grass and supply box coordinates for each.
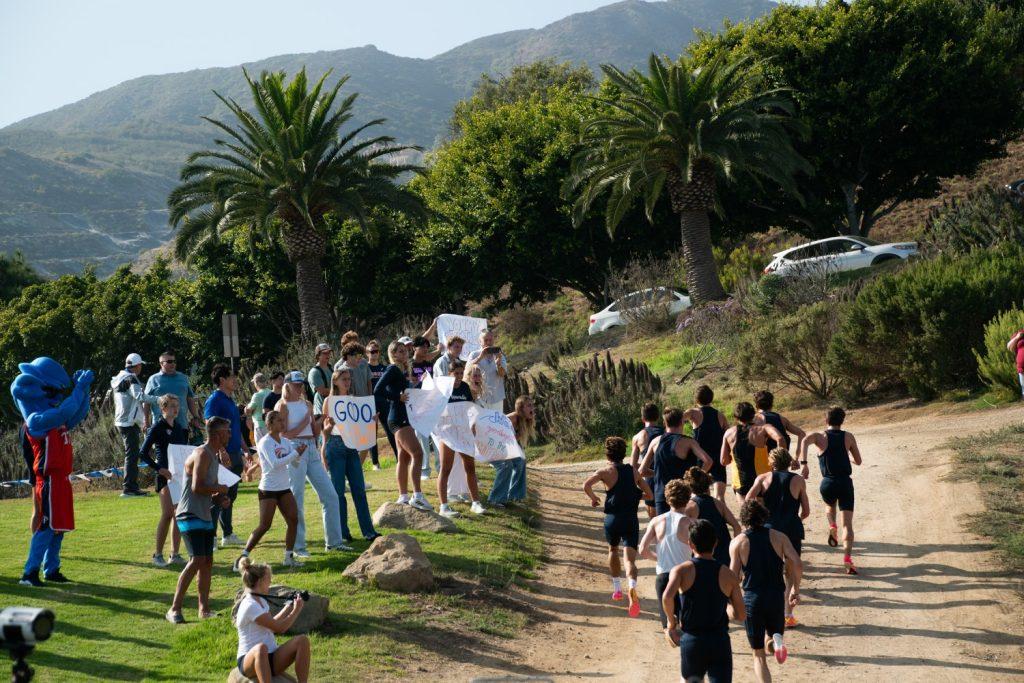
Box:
[0,461,541,682]
[949,424,1024,572]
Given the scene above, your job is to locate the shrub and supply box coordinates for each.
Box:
[606,253,685,339]
[974,306,1024,395]
[500,304,546,341]
[828,243,1024,399]
[922,186,1024,255]
[736,301,844,399]
[714,244,772,294]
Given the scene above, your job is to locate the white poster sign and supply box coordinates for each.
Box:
[217,465,241,488]
[325,395,378,450]
[436,314,488,360]
[407,373,455,436]
[431,401,478,455]
[472,409,525,462]
[166,444,192,504]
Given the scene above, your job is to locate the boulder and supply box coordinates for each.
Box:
[227,669,296,683]
[230,584,329,634]
[371,501,458,533]
[342,533,433,593]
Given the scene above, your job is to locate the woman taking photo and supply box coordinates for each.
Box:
[436,361,486,518]
[235,557,311,683]
[373,341,432,511]
[322,368,381,542]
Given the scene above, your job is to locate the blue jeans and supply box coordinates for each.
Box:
[24,525,63,576]
[325,436,378,541]
[488,457,527,504]
[288,438,344,551]
[418,432,439,477]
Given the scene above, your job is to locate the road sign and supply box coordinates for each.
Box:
[221,313,239,358]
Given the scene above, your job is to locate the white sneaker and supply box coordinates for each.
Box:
[420,474,430,481]
[364,482,373,491]
[409,493,433,512]
[220,534,243,547]
[282,554,303,568]
[152,553,168,568]
[294,549,312,559]
[396,494,411,505]
[439,504,460,518]
[372,465,381,471]
[169,553,186,565]
[326,542,354,552]
[470,501,486,515]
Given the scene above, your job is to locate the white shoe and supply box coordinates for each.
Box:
[220,534,243,547]
[326,543,354,552]
[470,501,486,515]
[439,504,460,519]
[372,465,381,471]
[282,554,303,568]
[396,494,411,505]
[420,474,430,481]
[364,482,373,491]
[409,494,433,512]
[294,549,312,559]
[169,553,186,565]
[152,553,168,568]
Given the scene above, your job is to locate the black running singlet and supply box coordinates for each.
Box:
[733,426,758,492]
[605,463,642,515]
[654,433,699,503]
[760,410,790,451]
[680,558,729,633]
[741,527,785,596]
[643,425,664,458]
[694,406,724,459]
[765,471,802,535]
[818,429,852,478]
[693,494,731,566]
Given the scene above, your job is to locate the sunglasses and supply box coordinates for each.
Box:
[161,359,177,365]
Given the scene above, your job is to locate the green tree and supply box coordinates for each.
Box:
[567,54,810,303]
[168,68,425,337]
[691,0,1024,237]
[0,252,43,302]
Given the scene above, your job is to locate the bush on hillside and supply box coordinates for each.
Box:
[974,306,1024,396]
[736,301,844,399]
[922,186,1024,255]
[828,243,1024,399]
[713,244,772,294]
[606,253,684,339]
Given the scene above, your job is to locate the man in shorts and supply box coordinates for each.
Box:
[629,402,663,519]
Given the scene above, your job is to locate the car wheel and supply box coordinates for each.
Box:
[870,254,901,266]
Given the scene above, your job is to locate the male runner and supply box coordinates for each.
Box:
[730,500,802,682]
[639,408,711,515]
[800,406,862,574]
[685,385,729,501]
[584,436,654,618]
[721,402,785,498]
[630,402,663,519]
[753,390,807,476]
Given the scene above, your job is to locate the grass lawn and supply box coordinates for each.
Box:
[950,424,1024,572]
[0,460,541,682]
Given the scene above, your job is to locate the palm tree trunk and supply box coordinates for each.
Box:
[293,254,334,338]
[677,210,728,303]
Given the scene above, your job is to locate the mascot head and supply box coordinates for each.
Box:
[11,357,72,418]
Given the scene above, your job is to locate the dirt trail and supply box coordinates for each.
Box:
[456,403,1024,682]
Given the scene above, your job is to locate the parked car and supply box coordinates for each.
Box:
[588,287,691,335]
[763,236,918,277]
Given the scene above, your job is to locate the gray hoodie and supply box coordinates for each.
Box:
[110,369,158,428]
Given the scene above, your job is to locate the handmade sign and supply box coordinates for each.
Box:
[407,373,454,436]
[431,400,478,456]
[166,444,192,504]
[472,409,525,462]
[436,314,488,360]
[325,395,378,450]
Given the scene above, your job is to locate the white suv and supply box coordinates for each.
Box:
[764,237,917,277]
[588,288,691,335]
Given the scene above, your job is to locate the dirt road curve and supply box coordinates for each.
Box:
[457,403,1024,682]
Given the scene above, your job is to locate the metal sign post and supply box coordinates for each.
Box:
[221,313,240,373]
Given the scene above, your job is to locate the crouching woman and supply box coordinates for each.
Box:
[235,557,311,683]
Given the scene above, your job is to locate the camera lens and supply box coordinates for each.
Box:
[33,612,54,641]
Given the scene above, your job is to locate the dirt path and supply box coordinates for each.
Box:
[456,403,1024,682]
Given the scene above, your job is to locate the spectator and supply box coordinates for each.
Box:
[308,344,334,418]
[336,343,373,397]
[140,394,188,567]
[410,336,440,480]
[111,352,160,496]
[247,373,272,442]
[204,364,245,547]
[467,329,508,412]
[235,558,311,683]
[490,396,534,508]
[262,371,285,415]
[433,335,465,378]
[366,340,390,470]
[1007,329,1024,399]
[144,350,204,440]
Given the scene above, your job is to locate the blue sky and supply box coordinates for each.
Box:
[0,0,626,128]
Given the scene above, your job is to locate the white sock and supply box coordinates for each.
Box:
[773,633,785,651]
[612,577,622,592]
[628,578,637,589]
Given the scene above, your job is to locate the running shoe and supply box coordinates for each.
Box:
[490,502,506,509]
[409,494,434,512]
[364,482,373,491]
[365,533,383,543]
[785,615,798,628]
[827,528,839,548]
[169,553,186,565]
[165,609,185,625]
[18,570,43,587]
[372,464,381,471]
[420,474,430,482]
[282,554,304,568]
[152,553,168,568]
[220,533,244,547]
[43,571,70,583]
[627,588,641,618]
[396,494,411,505]
[844,561,859,575]
[326,542,354,552]
[470,501,486,515]
[439,504,460,519]
[294,549,312,559]
[611,590,624,601]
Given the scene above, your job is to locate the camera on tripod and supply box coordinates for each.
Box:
[0,607,54,683]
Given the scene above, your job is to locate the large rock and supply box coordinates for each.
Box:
[230,584,329,634]
[372,501,458,533]
[342,533,434,593]
[227,670,296,683]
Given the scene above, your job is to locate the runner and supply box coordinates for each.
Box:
[745,448,809,626]
[685,385,729,501]
[753,390,806,470]
[638,479,694,627]
[683,467,740,568]
[721,402,785,499]
[661,519,746,683]
[639,408,711,515]
[583,436,653,618]
[436,360,486,518]
[629,402,663,519]
[729,500,802,681]
[800,406,862,574]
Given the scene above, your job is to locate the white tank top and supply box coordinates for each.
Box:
[656,510,693,575]
[286,399,313,438]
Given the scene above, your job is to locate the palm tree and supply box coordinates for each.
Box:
[567,54,810,302]
[168,68,424,336]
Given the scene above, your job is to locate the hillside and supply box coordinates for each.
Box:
[0,0,775,276]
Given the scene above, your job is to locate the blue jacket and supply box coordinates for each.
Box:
[204,389,242,454]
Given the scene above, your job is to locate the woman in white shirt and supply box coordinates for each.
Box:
[233,411,305,572]
[235,557,310,683]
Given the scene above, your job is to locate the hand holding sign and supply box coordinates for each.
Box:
[325,395,378,451]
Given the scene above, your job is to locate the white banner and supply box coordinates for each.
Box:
[217,465,241,487]
[325,395,378,451]
[166,444,192,504]
[431,401,479,456]
[472,409,525,462]
[436,314,488,360]
[407,373,454,436]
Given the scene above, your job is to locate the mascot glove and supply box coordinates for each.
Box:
[73,370,95,387]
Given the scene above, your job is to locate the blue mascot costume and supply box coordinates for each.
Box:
[12,357,93,586]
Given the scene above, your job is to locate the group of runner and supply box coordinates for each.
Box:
[584,386,862,682]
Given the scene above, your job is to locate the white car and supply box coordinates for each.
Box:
[588,287,691,335]
[763,236,918,277]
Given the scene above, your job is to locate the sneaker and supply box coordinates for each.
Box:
[845,561,859,575]
[220,534,244,547]
[364,482,373,491]
[420,474,430,481]
[198,610,218,620]
[490,502,506,509]
[326,543,354,552]
[365,533,383,543]
[152,553,168,568]
[121,490,148,497]
[282,554,304,568]
[439,504,460,519]
[169,553,186,565]
[165,609,185,624]
[409,493,433,512]
[294,549,312,559]
[827,528,839,548]
[627,588,641,617]
[396,494,411,505]
[785,615,798,628]
[470,501,486,515]
[772,634,787,664]
[43,571,70,583]
[611,590,623,602]
[372,464,381,471]
[18,570,43,587]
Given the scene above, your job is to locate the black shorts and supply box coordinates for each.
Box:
[767,521,804,556]
[642,477,655,507]
[258,489,292,501]
[820,476,855,511]
[388,418,410,432]
[680,629,732,682]
[179,526,215,558]
[603,513,640,549]
[709,461,727,484]
[155,474,168,493]
[655,571,681,628]
[743,592,785,649]
[238,650,283,676]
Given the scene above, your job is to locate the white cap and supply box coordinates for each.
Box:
[315,343,332,354]
[125,353,146,367]
[286,370,305,384]
[397,336,414,345]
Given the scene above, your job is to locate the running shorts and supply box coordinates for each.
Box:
[177,520,215,557]
[603,513,640,549]
[258,489,292,501]
[655,571,681,628]
[709,460,726,484]
[820,476,855,511]
[743,591,786,650]
[642,476,655,507]
[680,629,732,682]
[388,418,410,432]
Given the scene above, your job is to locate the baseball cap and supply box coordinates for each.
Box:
[286,370,305,383]
[125,353,146,367]
[397,336,414,345]
[315,343,332,354]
